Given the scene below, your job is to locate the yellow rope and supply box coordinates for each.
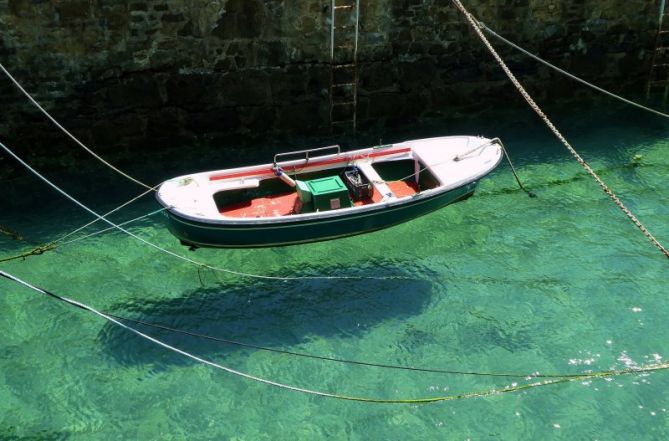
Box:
[325,365,669,404]
[0,224,57,263]
[0,243,58,264]
[0,224,25,241]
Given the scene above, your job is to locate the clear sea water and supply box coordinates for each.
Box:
[1,102,668,440]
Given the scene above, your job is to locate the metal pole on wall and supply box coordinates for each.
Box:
[661,0,666,26]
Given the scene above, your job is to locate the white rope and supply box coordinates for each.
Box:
[2,269,666,404]
[0,268,536,404]
[0,269,359,401]
[0,140,408,281]
[480,25,669,120]
[58,207,170,247]
[54,186,159,244]
[0,62,154,190]
[452,0,669,260]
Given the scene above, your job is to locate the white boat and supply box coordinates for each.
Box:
[156,135,503,248]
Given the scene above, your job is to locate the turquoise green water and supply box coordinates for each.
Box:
[1,106,668,440]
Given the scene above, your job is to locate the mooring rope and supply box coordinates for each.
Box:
[0,140,409,281]
[452,0,669,260]
[481,25,669,120]
[109,313,589,379]
[499,140,536,198]
[371,138,535,198]
[0,187,161,264]
[0,224,25,242]
[53,185,159,244]
[454,138,535,197]
[57,207,170,247]
[2,268,667,404]
[0,62,154,190]
[0,243,58,264]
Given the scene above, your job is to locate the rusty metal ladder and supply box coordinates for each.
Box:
[647,0,669,100]
[329,0,360,132]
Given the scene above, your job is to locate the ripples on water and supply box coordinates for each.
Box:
[1,105,668,439]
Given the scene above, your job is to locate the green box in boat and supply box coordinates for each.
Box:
[306,176,352,212]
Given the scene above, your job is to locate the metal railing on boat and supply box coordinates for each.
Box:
[273,145,342,167]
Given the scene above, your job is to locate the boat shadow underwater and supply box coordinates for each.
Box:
[97,266,435,370]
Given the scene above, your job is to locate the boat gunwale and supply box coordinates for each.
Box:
[160,164,498,228]
[207,145,413,182]
[156,135,502,226]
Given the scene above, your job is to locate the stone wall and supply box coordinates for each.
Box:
[0,0,661,156]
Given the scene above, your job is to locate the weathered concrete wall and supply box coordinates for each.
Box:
[0,0,661,155]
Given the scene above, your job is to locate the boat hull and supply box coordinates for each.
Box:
[163,181,478,248]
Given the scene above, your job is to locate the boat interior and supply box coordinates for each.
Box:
[213,158,440,218]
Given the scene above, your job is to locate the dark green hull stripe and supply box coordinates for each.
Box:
[164,183,476,248]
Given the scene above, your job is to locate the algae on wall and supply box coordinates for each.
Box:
[0,0,660,154]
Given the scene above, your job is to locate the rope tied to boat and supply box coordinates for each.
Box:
[0,197,167,264]
[0,243,58,264]
[0,224,58,263]
[0,140,417,282]
[452,0,669,260]
[454,138,536,198]
[370,139,536,198]
[498,141,536,198]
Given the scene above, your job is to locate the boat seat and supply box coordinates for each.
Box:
[210,178,260,192]
[355,162,394,199]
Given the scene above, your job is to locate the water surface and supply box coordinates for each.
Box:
[1,104,668,440]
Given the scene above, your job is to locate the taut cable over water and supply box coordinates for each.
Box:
[0,140,411,282]
[0,62,154,191]
[0,186,161,264]
[452,0,669,260]
[2,268,668,404]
